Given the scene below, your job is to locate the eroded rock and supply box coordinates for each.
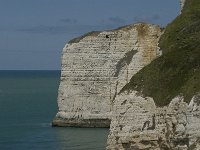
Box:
[52,23,161,127]
[107,92,200,150]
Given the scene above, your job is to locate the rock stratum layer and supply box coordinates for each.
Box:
[52,23,161,127]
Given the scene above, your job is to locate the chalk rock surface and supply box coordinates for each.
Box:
[180,0,186,11]
[107,92,200,150]
[52,23,161,127]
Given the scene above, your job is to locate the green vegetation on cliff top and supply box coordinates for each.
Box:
[122,0,200,106]
[68,31,101,44]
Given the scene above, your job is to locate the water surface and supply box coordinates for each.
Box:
[0,71,108,150]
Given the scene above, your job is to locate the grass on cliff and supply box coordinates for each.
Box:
[121,0,200,106]
[68,31,100,44]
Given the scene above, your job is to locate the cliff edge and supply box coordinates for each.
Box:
[52,23,161,127]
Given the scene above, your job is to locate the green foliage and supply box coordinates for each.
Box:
[121,0,200,106]
[68,31,100,44]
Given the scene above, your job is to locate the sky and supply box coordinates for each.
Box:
[0,0,180,70]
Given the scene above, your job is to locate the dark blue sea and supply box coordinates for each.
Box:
[0,71,108,150]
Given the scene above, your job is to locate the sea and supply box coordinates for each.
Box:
[0,70,109,150]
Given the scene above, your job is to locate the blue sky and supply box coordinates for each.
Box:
[0,0,180,70]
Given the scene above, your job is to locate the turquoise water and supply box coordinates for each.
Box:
[0,71,108,150]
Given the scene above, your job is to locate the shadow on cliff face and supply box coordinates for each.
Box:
[114,50,138,77]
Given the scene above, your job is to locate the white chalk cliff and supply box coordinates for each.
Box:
[107,91,200,149]
[53,0,200,149]
[52,24,161,127]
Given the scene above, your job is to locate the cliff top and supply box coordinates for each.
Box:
[68,31,101,44]
[121,0,200,106]
[68,23,160,44]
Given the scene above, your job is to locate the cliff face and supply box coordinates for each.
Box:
[107,0,200,149]
[107,91,200,150]
[52,24,161,127]
[53,0,200,149]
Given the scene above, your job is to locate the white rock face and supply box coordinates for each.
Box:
[180,0,186,12]
[107,92,200,150]
[52,23,161,127]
